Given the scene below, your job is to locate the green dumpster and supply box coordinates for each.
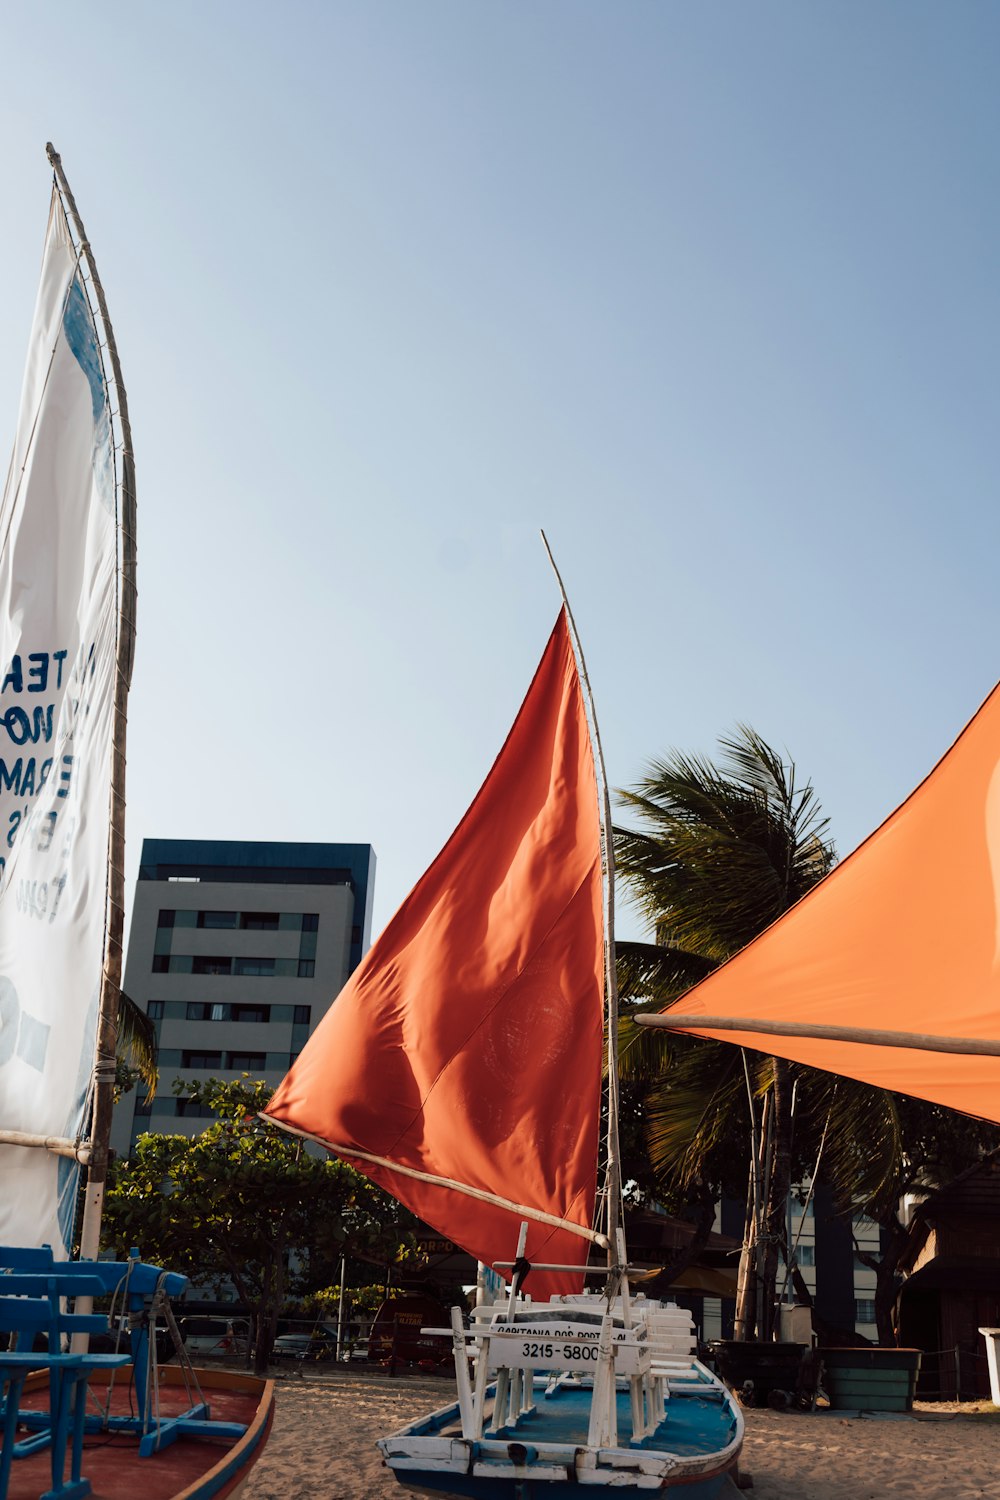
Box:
[817,1347,922,1412]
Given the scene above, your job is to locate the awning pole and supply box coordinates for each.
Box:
[636,1013,1000,1057]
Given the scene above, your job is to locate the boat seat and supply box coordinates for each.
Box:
[0,1246,56,1273]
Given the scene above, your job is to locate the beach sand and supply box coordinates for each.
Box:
[241,1367,1000,1499]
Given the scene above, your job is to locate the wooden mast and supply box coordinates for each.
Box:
[45,144,137,1260]
[540,533,624,1265]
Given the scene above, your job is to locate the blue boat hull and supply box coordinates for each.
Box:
[391,1464,739,1499]
[380,1373,743,1498]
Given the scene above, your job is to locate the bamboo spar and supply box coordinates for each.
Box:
[539,532,624,1267]
[45,144,138,1261]
[635,1013,1000,1057]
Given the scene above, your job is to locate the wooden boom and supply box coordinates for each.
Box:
[635,1013,1000,1057]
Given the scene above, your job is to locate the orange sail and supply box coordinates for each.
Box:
[651,680,1000,1124]
[263,611,605,1293]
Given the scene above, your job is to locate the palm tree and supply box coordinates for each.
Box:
[614,727,900,1341]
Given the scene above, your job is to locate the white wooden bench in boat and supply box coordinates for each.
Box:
[426,1292,719,1452]
[538,1294,725,1403]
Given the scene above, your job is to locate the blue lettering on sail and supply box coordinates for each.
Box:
[62,279,105,423]
[17,1010,49,1070]
[0,975,49,1072]
[1,705,53,746]
[0,760,22,795]
[0,639,91,907]
[61,277,113,515]
[0,976,15,1066]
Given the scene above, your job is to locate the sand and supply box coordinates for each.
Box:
[241,1367,1000,1500]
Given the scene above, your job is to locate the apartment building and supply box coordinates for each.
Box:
[110,837,375,1157]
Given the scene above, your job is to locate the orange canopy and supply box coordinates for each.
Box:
[655,680,1000,1123]
[264,611,605,1294]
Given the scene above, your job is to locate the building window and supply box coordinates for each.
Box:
[231,1003,271,1024]
[186,1002,227,1021]
[293,1005,310,1024]
[157,909,175,929]
[182,1050,223,1069]
[297,959,315,978]
[175,1099,215,1118]
[198,910,238,929]
[241,912,280,931]
[227,1051,266,1071]
[152,954,169,973]
[192,956,232,976]
[134,1094,153,1116]
[301,913,319,933]
[793,1244,815,1267]
[147,1001,164,1020]
[233,957,275,977]
[855,1299,876,1324]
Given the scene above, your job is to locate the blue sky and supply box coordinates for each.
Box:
[2,3,999,944]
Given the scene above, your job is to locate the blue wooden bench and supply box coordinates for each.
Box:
[0,1267,131,1500]
[0,1244,249,1497]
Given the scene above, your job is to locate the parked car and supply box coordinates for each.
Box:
[178,1316,248,1357]
[89,1313,174,1364]
[272,1325,338,1361]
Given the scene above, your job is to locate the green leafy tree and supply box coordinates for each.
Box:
[614,727,901,1340]
[102,1077,418,1373]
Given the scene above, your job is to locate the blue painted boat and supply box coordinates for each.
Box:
[0,1244,274,1500]
[378,1292,743,1497]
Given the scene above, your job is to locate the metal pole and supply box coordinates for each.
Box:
[45,143,137,1264]
[336,1253,346,1361]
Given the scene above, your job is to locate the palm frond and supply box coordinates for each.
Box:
[793,1069,900,1217]
[615,940,717,1004]
[117,991,158,1100]
[614,725,836,960]
[642,1039,748,1195]
[617,1013,675,1082]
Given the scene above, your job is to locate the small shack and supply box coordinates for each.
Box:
[897,1155,1000,1399]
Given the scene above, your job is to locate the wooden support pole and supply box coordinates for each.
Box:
[0,1131,91,1162]
[636,1013,1000,1057]
[451,1307,476,1439]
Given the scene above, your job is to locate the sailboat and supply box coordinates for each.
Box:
[263,592,745,1497]
[0,151,273,1500]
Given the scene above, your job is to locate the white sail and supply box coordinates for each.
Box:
[0,190,119,1248]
